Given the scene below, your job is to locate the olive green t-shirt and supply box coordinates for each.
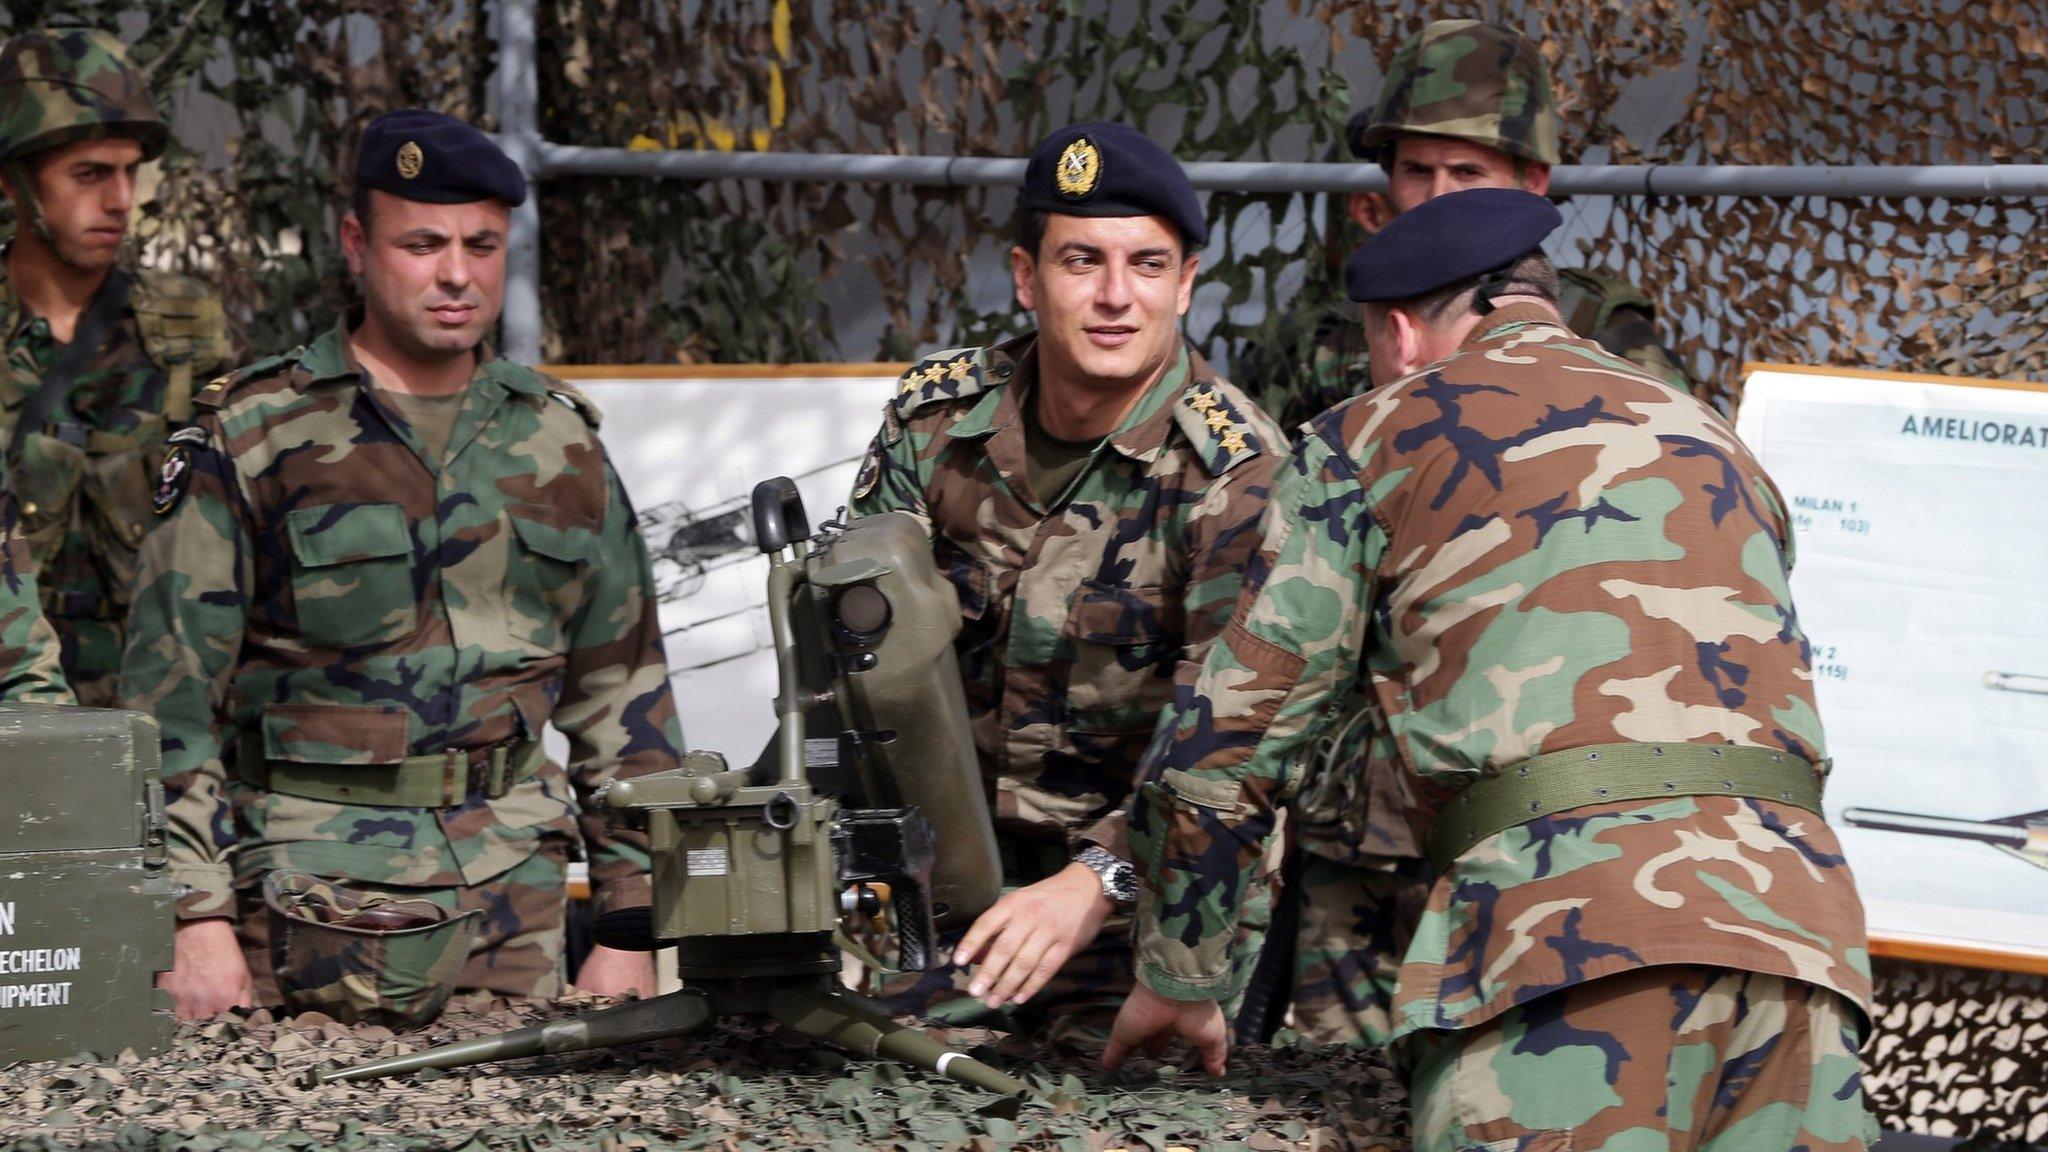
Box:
[379,387,466,464]
[1023,390,1104,505]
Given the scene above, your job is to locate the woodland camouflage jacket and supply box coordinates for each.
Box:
[0,262,226,704]
[120,324,682,920]
[1129,304,1871,1037]
[849,335,1285,860]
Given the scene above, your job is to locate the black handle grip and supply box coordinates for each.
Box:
[751,476,809,553]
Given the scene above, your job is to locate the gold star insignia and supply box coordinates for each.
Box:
[1187,389,1218,413]
[1220,429,1248,453]
[1204,408,1233,433]
[946,356,975,383]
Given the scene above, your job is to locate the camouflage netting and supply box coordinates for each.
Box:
[0,993,1405,1150]
[1,0,2045,1143]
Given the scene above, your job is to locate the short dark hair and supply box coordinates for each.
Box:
[1014,206,1192,260]
[1387,250,1559,324]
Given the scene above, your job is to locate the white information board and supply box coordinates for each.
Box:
[554,370,901,766]
[1736,365,2048,967]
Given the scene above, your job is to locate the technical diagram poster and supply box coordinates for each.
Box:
[1736,365,2048,966]
[555,371,901,764]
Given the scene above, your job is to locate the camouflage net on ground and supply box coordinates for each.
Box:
[0,993,1404,1151]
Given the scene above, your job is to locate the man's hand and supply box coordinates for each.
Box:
[159,918,256,1021]
[1101,983,1228,1075]
[950,862,1114,1010]
[572,944,655,997]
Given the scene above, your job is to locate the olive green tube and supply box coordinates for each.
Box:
[305,989,712,1085]
[766,983,1032,1097]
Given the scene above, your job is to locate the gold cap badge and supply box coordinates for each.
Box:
[1056,136,1101,198]
[396,140,425,179]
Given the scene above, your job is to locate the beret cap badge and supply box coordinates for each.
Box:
[1055,136,1101,199]
[396,140,425,179]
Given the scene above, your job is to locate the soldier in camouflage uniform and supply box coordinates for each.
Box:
[1243,19,1701,1051]
[1105,190,1878,1150]
[122,110,682,1021]
[848,122,1285,1043]
[1250,19,1692,432]
[0,28,228,706]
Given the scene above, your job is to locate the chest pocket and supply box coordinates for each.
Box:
[285,502,415,649]
[504,512,599,656]
[1063,582,1184,734]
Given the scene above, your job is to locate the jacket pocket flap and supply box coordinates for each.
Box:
[261,702,411,765]
[286,503,411,568]
[1162,768,1243,812]
[510,513,600,564]
[1066,583,1182,645]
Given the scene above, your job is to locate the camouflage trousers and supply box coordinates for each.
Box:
[863,836,1277,1046]
[1286,852,1431,1046]
[1400,965,1879,1152]
[235,839,570,1006]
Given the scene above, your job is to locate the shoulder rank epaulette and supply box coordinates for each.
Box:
[545,380,604,431]
[1557,266,1656,332]
[191,348,302,411]
[891,346,998,417]
[1174,379,1267,476]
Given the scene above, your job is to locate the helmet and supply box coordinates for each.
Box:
[263,870,484,1030]
[0,28,167,166]
[1348,20,1562,168]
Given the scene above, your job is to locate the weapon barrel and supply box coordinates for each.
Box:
[1983,671,2048,696]
[767,983,1032,1097]
[304,989,711,1085]
[1842,807,2028,847]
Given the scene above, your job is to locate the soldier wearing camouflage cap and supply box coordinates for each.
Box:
[847,121,1287,1041]
[1239,18,1700,1052]
[0,27,228,706]
[1248,19,1692,432]
[121,109,684,1020]
[1107,190,1879,1151]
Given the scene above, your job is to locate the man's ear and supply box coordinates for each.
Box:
[340,211,367,277]
[1348,192,1396,234]
[1010,244,1036,313]
[1388,307,1426,377]
[1520,163,1552,197]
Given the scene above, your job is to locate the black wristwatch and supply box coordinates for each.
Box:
[1074,845,1138,905]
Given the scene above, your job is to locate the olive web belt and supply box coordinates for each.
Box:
[236,734,545,808]
[1425,742,1824,875]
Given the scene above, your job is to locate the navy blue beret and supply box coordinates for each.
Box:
[1345,188,1561,303]
[356,108,527,207]
[1022,121,1207,248]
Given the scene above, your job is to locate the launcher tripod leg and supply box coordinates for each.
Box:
[304,987,714,1086]
[766,981,1033,1097]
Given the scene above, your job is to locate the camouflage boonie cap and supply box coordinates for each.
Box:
[1350,19,1562,167]
[0,28,167,165]
[263,870,483,1030]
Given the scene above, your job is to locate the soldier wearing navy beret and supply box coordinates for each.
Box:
[125,108,684,1021]
[846,121,1287,1042]
[1344,187,1565,391]
[1106,181,1877,1152]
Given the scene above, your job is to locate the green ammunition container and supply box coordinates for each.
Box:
[0,706,176,1064]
